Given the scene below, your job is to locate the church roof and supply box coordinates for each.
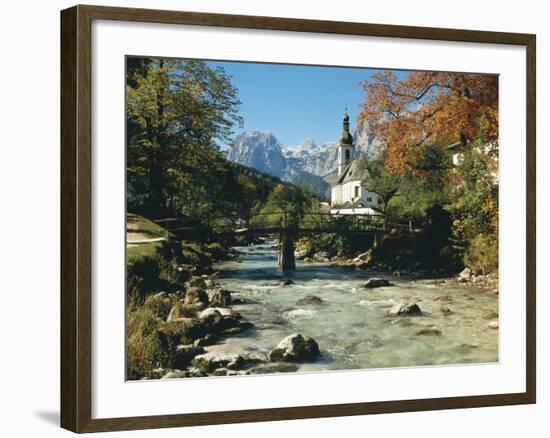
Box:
[335,155,371,184]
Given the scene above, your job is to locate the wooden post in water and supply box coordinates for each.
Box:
[373,231,384,249]
[279,229,296,271]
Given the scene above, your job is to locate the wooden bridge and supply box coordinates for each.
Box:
[155,211,415,271]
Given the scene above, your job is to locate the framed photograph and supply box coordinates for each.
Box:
[60,4,536,433]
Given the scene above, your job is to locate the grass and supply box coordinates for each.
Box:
[127,213,168,239]
[126,213,169,263]
[127,242,162,264]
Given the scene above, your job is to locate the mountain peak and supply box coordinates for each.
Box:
[228,130,286,178]
[299,138,317,149]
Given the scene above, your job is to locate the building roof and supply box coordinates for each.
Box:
[335,155,371,185]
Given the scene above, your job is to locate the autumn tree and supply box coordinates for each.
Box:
[360,70,499,272]
[359,71,498,177]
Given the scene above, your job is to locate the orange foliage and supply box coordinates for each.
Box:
[359,71,498,175]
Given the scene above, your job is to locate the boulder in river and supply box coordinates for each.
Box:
[387,302,423,316]
[281,279,294,286]
[161,370,188,379]
[166,303,203,322]
[248,362,299,374]
[268,333,320,362]
[364,278,393,289]
[208,288,232,307]
[193,333,218,347]
[458,267,472,283]
[297,295,323,305]
[415,328,442,336]
[184,287,209,307]
[186,276,208,290]
[191,352,244,373]
[313,251,330,262]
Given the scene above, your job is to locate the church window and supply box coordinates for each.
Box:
[354,186,359,197]
[345,149,350,162]
[367,197,372,202]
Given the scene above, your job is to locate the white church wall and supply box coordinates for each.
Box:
[341,181,379,207]
[331,180,380,209]
[331,185,342,206]
[359,187,380,207]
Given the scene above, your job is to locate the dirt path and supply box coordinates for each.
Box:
[126,213,166,244]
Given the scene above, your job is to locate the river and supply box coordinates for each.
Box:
[212,243,499,373]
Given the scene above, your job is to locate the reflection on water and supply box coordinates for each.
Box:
[213,243,498,372]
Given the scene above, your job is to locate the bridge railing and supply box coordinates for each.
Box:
[167,210,416,236]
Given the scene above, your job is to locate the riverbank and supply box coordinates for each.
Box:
[299,247,498,294]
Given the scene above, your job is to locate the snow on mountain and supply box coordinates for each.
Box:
[282,119,380,177]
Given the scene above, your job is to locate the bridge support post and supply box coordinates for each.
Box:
[278,230,296,271]
[373,231,384,249]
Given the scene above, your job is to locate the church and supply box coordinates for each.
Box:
[330,111,382,215]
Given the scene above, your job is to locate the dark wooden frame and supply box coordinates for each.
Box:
[61,4,536,433]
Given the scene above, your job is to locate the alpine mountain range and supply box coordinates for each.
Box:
[226,120,380,198]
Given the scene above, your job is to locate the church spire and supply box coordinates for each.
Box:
[337,108,355,176]
[339,108,353,146]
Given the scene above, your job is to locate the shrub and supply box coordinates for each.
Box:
[126,300,208,379]
[142,294,173,320]
[297,233,349,258]
[177,242,213,267]
[126,250,187,304]
[204,242,226,261]
[464,234,498,275]
[126,304,163,379]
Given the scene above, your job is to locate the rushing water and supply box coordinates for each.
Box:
[212,243,498,373]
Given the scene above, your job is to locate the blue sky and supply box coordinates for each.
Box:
[207,61,410,147]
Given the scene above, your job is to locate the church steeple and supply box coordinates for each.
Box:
[337,109,355,176]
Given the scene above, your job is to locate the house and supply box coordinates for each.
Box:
[330,111,382,215]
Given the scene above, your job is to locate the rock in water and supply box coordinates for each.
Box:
[186,277,208,290]
[208,288,232,307]
[364,278,393,289]
[184,287,209,307]
[297,295,323,305]
[387,302,423,316]
[191,352,244,373]
[161,370,188,379]
[415,328,442,336]
[281,279,294,286]
[248,363,299,374]
[268,333,320,362]
[458,268,472,283]
[197,308,223,327]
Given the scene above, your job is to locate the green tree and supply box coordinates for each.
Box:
[126,58,243,216]
[450,138,498,273]
[366,159,400,212]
